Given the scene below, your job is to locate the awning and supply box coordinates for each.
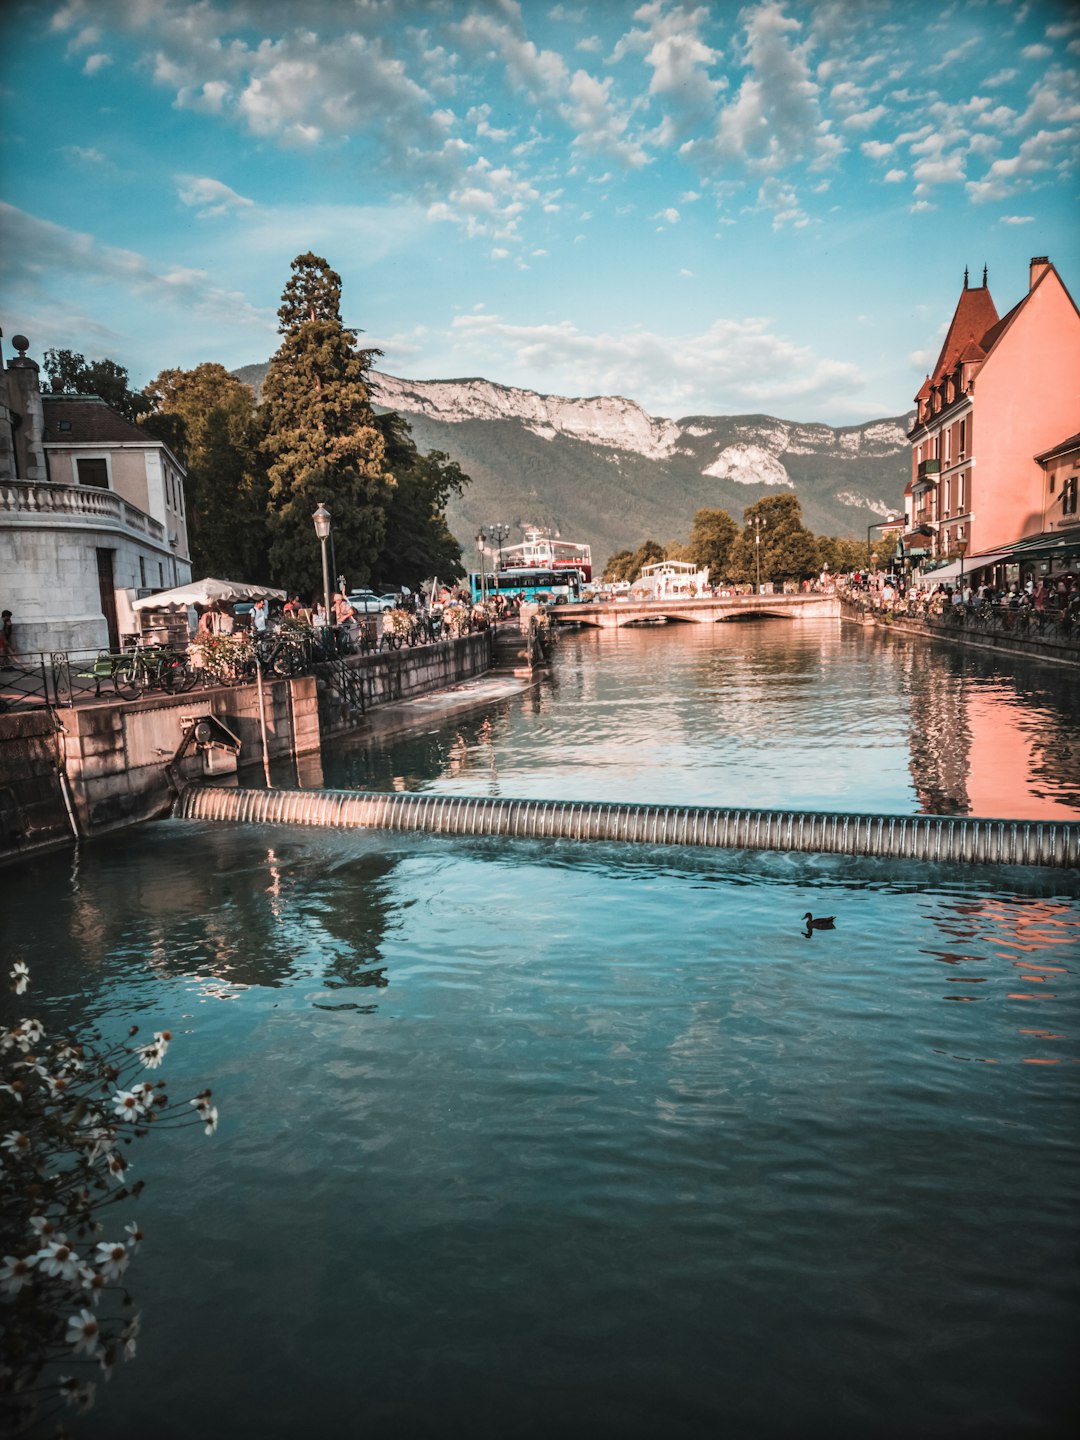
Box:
[131,578,287,611]
[919,551,1010,584]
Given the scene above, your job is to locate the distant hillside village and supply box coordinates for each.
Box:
[2,253,1078,656]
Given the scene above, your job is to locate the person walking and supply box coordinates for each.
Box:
[0,610,20,669]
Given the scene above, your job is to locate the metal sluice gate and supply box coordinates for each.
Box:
[173,786,1080,870]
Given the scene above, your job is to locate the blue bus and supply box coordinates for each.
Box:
[468,567,583,605]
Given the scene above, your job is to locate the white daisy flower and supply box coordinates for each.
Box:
[29,1215,59,1239]
[79,1264,107,1304]
[36,1239,81,1281]
[1,1131,30,1158]
[0,1255,35,1295]
[20,1019,44,1046]
[65,1308,101,1357]
[124,1222,144,1252]
[10,962,29,994]
[93,1242,129,1281]
[111,1089,148,1121]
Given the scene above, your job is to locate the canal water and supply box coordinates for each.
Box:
[5,621,1079,1438]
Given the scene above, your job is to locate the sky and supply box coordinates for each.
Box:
[1,0,1077,427]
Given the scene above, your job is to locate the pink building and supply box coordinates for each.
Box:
[905,257,1080,580]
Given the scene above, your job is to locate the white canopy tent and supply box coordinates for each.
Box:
[131,579,287,612]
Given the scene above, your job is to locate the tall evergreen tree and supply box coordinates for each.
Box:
[260,253,390,594]
[141,364,269,580]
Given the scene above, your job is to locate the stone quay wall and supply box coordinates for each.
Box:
[0,632,494,862]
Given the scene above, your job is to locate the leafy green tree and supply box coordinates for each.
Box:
[603,549,635,582]
[603,540,665,583]
[141,364,269,580]
[728,496,819,586]
[371,411,466,591]
[43,349,150,423]
[816,535,863,575]
[687,507,738,580]
[260,253,390,594]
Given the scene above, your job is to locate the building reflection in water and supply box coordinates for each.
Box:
[921,894,1076,1066]
[901,642,1080,817]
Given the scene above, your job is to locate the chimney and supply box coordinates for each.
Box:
[1029,256,1050,291]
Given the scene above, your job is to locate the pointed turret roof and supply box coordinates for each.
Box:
[929,277,999,384]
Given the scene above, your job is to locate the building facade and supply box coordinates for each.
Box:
[904,257,1080,578]
[0,333,191,654]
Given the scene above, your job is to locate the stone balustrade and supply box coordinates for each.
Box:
[0,479,165,542]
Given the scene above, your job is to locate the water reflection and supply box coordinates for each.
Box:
[7,827,403,1008]
[315,622,1080,819]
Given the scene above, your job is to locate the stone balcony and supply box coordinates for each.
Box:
[0,479,166,544]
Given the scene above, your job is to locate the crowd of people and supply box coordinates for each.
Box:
[841,568,1080,630]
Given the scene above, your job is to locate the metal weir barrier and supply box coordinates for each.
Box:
[174,786,1080,870]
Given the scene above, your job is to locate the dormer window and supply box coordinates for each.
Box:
[57,420,71,432]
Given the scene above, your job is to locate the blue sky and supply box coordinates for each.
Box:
[1,0,1077,425]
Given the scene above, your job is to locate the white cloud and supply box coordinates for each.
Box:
[1000,213,1034,224]
[611,0,724,137]
[681,2,835,176]
[884,168,907,182]
[757,176,809,229]
[445,308,863,417]
[0,200,274,374]
[83,53,112,75]
[843,106,887,130]
[62,145,113,169]
[176,175,255,219]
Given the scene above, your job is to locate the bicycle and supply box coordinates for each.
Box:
[112,643,200,700]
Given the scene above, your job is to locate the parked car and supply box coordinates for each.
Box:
[346,591,392,615]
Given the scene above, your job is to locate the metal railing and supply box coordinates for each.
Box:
[843,592,1080,658]
[0,615,487,714]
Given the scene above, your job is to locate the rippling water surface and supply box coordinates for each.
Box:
[5,622,1079,1438]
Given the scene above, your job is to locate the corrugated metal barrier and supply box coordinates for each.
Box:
[173,786,1080,869]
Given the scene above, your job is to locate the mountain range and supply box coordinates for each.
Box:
[234,363,913,568]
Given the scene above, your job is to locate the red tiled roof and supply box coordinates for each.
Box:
[42,396,150,444]
[929,284,999,383]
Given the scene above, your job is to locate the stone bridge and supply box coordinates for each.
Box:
[552,592,841,628]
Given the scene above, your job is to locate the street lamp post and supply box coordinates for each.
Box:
[476,530,487,604]
[958,536,968,596]
[753,516,766,593]
[488,522,510,571]
[312,503,333,631]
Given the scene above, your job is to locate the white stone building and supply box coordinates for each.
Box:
[0,332,191,654]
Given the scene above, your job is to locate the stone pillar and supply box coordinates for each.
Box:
[3,335,47,483]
